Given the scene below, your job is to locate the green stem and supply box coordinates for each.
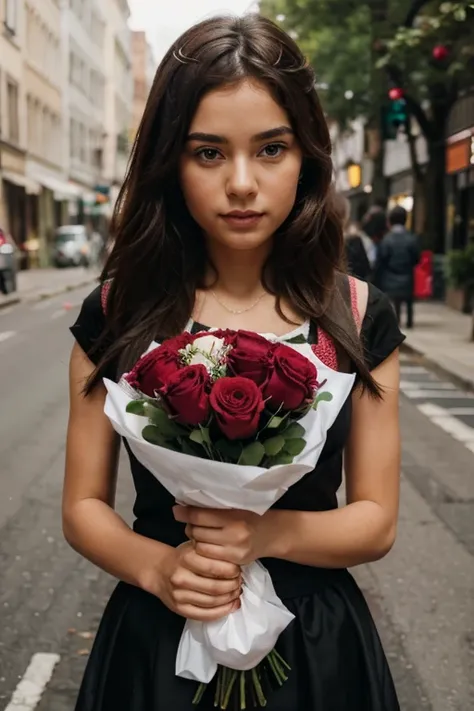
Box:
[251,668,267,707]
[214,668,221,708]
[222,670,238,709]
[240,671,246,710]
[192,682,207,705]
[272,649,291,672]
[267,652,284,686]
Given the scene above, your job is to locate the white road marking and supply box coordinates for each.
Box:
[51,309,66,320]
[400,380,456,391]
[403,389,472,400]
[400,365,430,374]
[444,407,474,416]
[0,330,15,343]
[4,653,60,711]
[417,403,474,452]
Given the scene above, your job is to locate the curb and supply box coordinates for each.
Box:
[0,295,20,311]
[0,276,98,311]
[401,341,474,395]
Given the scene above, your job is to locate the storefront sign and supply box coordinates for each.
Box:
[446,137,470,174]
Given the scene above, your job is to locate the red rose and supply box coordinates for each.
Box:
[205,329,237,345]
[210,377,265,440]
[126,333,194,397]
[227,331,275,386]
[263,344,317,411]
[160,365,211,426]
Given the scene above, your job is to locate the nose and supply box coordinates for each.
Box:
[226,156,258,199]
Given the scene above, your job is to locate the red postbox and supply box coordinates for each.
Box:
[414,250,433,300]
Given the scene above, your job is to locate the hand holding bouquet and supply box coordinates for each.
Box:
[103,327,355,708]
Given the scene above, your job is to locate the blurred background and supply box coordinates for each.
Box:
[0,2,473,711]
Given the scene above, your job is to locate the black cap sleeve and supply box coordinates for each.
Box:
[361,284,406,371]
[70,285,108,367]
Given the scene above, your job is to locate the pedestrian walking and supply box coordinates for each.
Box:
[65,15,404,711]
[333,193,372,281]
[375,206,421,329]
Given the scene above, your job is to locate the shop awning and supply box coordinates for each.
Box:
[32,173,83,201]
[2,170,41,195]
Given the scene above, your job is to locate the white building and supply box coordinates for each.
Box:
[103,0,133,207]
[61,0,107,217]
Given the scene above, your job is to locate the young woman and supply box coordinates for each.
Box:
[65,14,403,711]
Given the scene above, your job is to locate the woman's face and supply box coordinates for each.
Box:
[180,78,303,252]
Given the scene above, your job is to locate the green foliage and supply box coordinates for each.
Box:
[447,244,474,289]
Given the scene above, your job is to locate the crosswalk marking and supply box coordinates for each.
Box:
[417,403,474,452]
[4,653,60,711]
[0,330,15,343]
[403,389,472,399]
[400,380,456,391]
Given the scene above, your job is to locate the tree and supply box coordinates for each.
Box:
[261,0,474,252]
[378,1,474,252]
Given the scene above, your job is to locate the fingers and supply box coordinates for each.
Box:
[171,568,240,597]
[183,547,240,580]
[173,586,241,610]
[174,505,227,528]
[178,598,241,622]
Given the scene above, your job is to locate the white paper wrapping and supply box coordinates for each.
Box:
[103,341,355,684]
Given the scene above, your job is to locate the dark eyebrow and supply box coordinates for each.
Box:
[186,125,294,144]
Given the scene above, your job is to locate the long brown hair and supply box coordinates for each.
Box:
[86,14,379,396]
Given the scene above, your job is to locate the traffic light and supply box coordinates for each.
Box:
[382,99,408,140]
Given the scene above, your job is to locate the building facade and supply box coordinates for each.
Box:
[130,30,155,143]
[0,0,32,252]
[62,0,108,222]
[24,0,74,264]
[103,0,133,208]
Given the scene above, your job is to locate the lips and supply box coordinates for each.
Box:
[224,211,263,218]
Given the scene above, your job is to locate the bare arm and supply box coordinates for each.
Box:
[64,342,241,620]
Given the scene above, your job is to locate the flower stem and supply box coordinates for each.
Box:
[240,670,246,709]
[251,668,267,707]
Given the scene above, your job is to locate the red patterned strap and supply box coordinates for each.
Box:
[311,276,361,370]
[100,279,112,314]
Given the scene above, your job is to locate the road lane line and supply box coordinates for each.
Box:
[0,330,15,343]
[418,403,474,452]
[4,653,60,711]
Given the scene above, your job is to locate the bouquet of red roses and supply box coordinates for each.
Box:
[103,328,355,708]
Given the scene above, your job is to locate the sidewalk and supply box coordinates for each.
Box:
[0,267,98,309]
[403,300,474,391]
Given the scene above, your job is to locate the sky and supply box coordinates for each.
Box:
[129,0,258,62]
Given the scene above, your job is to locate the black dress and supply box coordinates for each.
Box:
[70,282,405,711]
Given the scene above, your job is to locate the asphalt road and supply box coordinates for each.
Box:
[0,288,473,711]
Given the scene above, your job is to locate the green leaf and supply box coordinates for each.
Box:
[240,442,266,466]
[263,435,285,456]
[284,422,305,439]
[316,391,333,404]
[215,439,243,462]
[126,399,147,416]
[189,429,205,445]
[145,405,187,436]
[267,415,285,429]
[283,333,307,344]
[267,452,294,466]
[199,426,212,445]
[283,438,306,456]
[142,425,167,446]
[178,437,200,456]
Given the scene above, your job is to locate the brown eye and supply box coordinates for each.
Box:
[196,148,221,162]
[260,143,286,158]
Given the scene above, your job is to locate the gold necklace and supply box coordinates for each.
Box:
[210,289,267,315]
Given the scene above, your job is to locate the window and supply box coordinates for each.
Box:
[4,0,17,35]
[7,79,19,144]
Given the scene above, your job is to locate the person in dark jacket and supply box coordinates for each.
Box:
[332,193,371,281]
[375,206,420,329]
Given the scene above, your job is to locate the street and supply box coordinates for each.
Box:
[0,287,473,711]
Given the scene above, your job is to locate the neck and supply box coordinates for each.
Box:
[205,242,271,297]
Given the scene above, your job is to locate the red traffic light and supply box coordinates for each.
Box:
[389,87,404,101]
